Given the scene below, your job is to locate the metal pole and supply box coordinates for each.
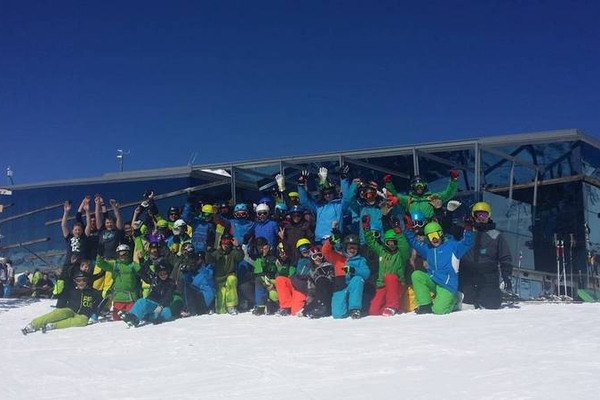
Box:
[554,234,561,296]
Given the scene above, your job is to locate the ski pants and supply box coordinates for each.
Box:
[275,276,306,314]
[129,298,173,322]
[182,281,210,315]
[331,276,364,319]
[215,274,238,314]
[412,270,456,315]
[369,274,404,315]
[31,308,88,330]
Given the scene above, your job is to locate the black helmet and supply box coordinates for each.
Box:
[168,206,180,215]
[411,176,428,192]
[343,234,360,245]
[155,261,172,274]
[73,271,89,286]
[255,236,269,249]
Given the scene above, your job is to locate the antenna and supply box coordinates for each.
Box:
[6,166,14,186]
[116,150,130,172]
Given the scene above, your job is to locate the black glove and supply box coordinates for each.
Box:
[342,265,355,274]
[330,227,342,243]
[463,216,474,231]
[297,170,310,185]
[340,164,350,179]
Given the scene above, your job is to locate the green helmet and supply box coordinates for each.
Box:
[423,222,443,236]
[383,230,397,241]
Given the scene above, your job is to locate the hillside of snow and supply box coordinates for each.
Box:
[1,299,599,400]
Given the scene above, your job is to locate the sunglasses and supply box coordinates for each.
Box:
[257,211,269,216]
[74,278,87,283]
[323,191,334,196]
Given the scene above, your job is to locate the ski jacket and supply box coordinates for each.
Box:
[190,265,216,307]
[386,178,458,220]
[461,225,513,276]
[65,287,102,318]
[95,256,141,302]
[230,218,254,245]
[364,228,410,287]
[297,185,345,243]
[251,219,279,247]
[139,265,177,308]
[405,229,473,294]
[322,239,370,283]
[206,247,244,285]
[280,219,314,266]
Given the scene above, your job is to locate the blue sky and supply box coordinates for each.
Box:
[1,1,599,185]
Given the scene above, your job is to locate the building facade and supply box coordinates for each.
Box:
[1,129,599,299]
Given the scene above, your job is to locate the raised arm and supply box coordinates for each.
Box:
[61,200,71,238]
[110,199,123,229]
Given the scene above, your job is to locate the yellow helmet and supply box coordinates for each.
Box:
[471,202,491,218]
[289,191,299,198]
[201,204,214,214]
[296,238,312,249]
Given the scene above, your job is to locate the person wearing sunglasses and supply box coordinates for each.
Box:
[459,202,514,310]
[383,170,460,221]
[404,216,474,315]
[363,215,410,316]
[22,272,102,335]
[322,229,371,319]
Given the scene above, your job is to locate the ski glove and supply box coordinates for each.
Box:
[382,174,393,184]
[450,169,459,180]
[298,170,310,185]
[340,164,350,179]
[318,167,328,185]
[275,174,286,192]
[342,265,355,274]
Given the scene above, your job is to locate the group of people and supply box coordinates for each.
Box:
[21,165,515,334]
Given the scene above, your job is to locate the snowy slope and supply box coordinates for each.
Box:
[1,299,599,400]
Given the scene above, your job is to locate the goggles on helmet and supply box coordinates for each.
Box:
[202,212,212,218]
[413,220,425,228]
[413,182,426,190]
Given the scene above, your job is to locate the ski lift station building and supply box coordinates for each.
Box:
[1,129,600,299]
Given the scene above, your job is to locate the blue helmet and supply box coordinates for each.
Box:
[410,210,426,227]
[275,202,288,212]
[234,203,249,213]
[288,205,305,215]
[258,196,273,205]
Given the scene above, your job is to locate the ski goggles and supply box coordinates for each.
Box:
[298,245,310,253]
[202,212,212,218]
[310,252,323,261]
[256,211,269,216]
[426,231,442,242]
[413,220,425,228]
[474,211,489,219]
[413,183,426,190]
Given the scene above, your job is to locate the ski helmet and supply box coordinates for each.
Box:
[471,202,492,218]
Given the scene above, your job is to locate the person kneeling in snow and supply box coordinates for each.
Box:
[22,272,101,335]
[404,218,473,315]
[119,261,176,327]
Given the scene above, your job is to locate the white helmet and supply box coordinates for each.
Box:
[116,244,130,253]
[173,219,187,229]
[255,203,270,213]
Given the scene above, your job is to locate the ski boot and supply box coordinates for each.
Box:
[251,305,265,316]
[226,306,239,315]
[415,304,433,314]
[275,307,291,317]
[349,309,362,319]
[41,323,55,333]
[21,323,36,336]
[118,311,140,327]
[382,307,397,317]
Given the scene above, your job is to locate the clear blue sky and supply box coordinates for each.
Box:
[1,1,599,185]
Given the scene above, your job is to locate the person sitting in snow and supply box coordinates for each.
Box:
[404,218,474,315]
[119,260,177,327]
[22,271,101,335]
[322,225,371,319]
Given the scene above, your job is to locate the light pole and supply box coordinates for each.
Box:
[117,150,130,172]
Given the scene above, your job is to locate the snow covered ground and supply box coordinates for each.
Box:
[1,299,599,400]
